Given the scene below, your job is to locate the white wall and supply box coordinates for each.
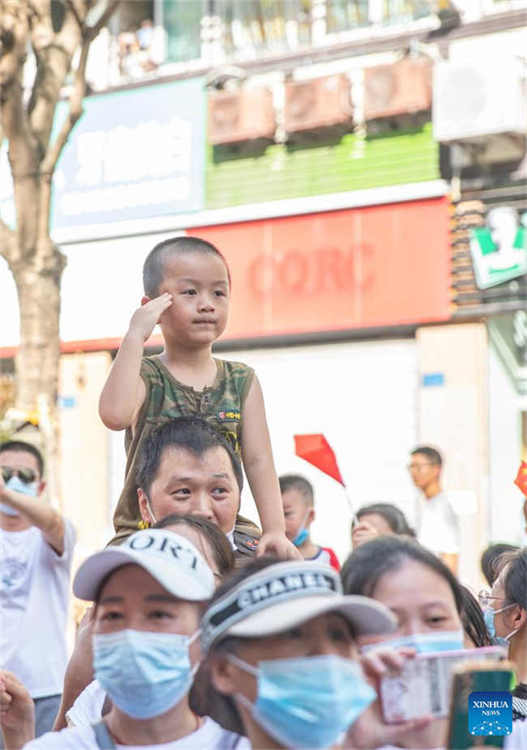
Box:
[488,343,526,545]
[222,339,419,566]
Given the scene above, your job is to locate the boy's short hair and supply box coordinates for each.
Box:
[0,440,44,478]
[143,236,231,298]
[279,474,314,507]
[137,417,243,496]
[410,445,442,466]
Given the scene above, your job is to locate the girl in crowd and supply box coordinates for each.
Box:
[20,527,248,749]
[351,503,415,549]
[480,546,527,721]
[342,536,465,749]
[201,557,432,750]
[342,536,527,750]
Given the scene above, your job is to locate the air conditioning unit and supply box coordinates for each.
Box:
[364,58,432,120]
[284,74,352,136]
[208,88,276,145]
[433,58,527,143]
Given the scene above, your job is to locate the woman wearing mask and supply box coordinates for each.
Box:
[342,537,526,750]
[480,547,527,722]
[202,557,431,750]
[21,527,248,750]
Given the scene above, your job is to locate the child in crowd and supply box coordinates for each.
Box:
[279,474,340,570]
[100,236,297,559]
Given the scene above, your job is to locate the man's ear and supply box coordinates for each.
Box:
[141,296,151,306]
[137,488,152,524]
[210,654,238,696]
[38,479,46,496]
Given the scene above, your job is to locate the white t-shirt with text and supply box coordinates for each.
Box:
[0,520,76,698]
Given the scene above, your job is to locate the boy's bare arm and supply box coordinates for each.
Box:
[99,294,172,430]
[241,377,301,560]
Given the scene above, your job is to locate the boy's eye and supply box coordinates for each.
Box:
[214,290,226,297]
[182,289,197,295]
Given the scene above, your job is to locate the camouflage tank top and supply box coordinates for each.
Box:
[109,355,254,545]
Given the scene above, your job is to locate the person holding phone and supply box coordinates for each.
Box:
[342,537,527,750]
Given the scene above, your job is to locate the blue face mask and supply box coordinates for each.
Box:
[483,605,518,647]
[362,629,465,655]
[230,653,376,749]
[292,528,309,547]
[0,475,38,517]
[291,510,310,547]
[93,628,198,719]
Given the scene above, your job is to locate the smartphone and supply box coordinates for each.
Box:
[446,660,515,749]
[380,646,507,723]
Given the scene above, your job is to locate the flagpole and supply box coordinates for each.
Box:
[342,484,356,523]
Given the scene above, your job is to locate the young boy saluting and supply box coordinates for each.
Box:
[100,236,298,559]
[280,474,340,570]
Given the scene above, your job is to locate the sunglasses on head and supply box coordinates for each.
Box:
[1,467,38,484]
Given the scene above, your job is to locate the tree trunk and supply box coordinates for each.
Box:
[11,240,65,505]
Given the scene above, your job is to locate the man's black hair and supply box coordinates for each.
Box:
[0,440,44,478]
[410,445,442,466]
[136,417,243,496]
[143,236,231,298]
[278,474,314,506]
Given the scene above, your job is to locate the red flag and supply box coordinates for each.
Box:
[514,461,527,496]
[294,434,345,486]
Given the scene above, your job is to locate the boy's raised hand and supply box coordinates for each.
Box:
[257,531,303,560]
[128,293,173,342]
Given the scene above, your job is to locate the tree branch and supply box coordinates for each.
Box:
[64,0,84,33]
[39,0,119,178]
[87,0,120,42]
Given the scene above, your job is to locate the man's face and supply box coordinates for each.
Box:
[0,449,44,527]
[138,446,240,534]
[407,452,440,491]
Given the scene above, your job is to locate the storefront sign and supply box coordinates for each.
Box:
[189,197,451,338]
[470,207,527,289]
[51,78,205,230]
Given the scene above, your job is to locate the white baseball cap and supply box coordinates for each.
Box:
[74,529,215,602]
[201,561,396,652]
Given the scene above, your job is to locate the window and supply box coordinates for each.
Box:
[217,0,313,57]
[163,0,204,63]
[326,0,369,32]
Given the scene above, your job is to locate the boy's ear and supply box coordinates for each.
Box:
[308,507,315,525]
[141,296,151,306]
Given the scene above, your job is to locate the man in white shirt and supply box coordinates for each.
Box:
[0,440,76,742]
[408,445,459,575]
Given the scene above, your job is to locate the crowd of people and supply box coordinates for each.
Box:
[1,235,526,749]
